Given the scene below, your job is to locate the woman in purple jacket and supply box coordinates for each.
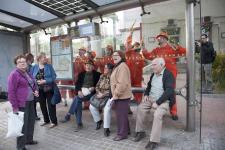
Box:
[8,55,39,150]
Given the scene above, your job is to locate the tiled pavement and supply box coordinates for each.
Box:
[0,74,225,150]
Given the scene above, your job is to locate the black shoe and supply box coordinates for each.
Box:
[132,132,146,142]
[74,124,83,132]
[17,147,27,150]
[26,140,38,145]
[96,120,103,130]
[104,128,110,137]
[60,114,71,123]
[35,116,40,121]
[145,141,158,150]
[171,115,178,121]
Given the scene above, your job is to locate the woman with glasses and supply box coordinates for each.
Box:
[8,55,39,150]
[110,50,132,141]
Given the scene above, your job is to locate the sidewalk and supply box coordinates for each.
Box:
[0,74,225,150]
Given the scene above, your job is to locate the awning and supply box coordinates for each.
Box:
[0,0,168,32]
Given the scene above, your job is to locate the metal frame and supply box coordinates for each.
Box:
[82,0,99,9]
[138,0,151,16]
[22,0,168,32]
[24,0,66,18]
[0,9,41,24]
[0,22,22,31]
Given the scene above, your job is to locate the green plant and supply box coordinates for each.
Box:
[212,52,225,91]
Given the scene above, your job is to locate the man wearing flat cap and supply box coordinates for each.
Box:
[142,32,186,120]
[61,59,101,131]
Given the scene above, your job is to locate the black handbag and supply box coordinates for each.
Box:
[90,95,109,109]
[43,83,53,92]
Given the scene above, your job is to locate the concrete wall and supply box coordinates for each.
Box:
[0,31,25,91]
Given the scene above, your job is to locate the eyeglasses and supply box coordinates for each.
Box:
[17,61,26,64]
[112,54,120,57]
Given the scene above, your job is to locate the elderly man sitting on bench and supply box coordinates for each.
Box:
[132,57,175,150]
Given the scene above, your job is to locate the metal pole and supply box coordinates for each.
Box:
[113,17,117,50]
[185,0,196,132]
[199,0,203,143]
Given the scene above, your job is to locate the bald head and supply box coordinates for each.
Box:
[151,58,165,74]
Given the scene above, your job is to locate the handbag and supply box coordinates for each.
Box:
[43,83,53,92]
[51,83,61,105]
[90,95,109,109]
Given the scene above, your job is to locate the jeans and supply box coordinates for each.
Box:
[202,64,213,90]
[68,93,94,125]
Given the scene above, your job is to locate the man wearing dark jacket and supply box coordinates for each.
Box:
[196,34,215,92]
[61,60,101,131]
[132,58,175,150]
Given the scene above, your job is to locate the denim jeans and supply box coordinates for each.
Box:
[202,64,213,90]
[68,93,94,125]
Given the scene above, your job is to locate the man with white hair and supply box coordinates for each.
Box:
[133,58,175,150]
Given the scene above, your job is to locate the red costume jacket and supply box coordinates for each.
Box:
[142,44,186,78]
[125,33,145,103]
[96,56,114,73]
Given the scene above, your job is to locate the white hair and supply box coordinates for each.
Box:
[152,57,165,67]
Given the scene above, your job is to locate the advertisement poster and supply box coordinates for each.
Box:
[50,35,73,80]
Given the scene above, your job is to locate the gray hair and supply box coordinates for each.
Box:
[152,57,165,67]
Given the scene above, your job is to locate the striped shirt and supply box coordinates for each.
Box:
[149,69,165,101]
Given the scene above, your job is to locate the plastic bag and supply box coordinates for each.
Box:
[6,111,24,138]
[81,88,91,96]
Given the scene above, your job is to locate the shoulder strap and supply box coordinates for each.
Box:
[16,70,35,92]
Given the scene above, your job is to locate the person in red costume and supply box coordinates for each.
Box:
[95,45,114,73]
[86,51,99,71]
[125,31,145,104]
[142,32,186,120]
[74,47,88,83]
